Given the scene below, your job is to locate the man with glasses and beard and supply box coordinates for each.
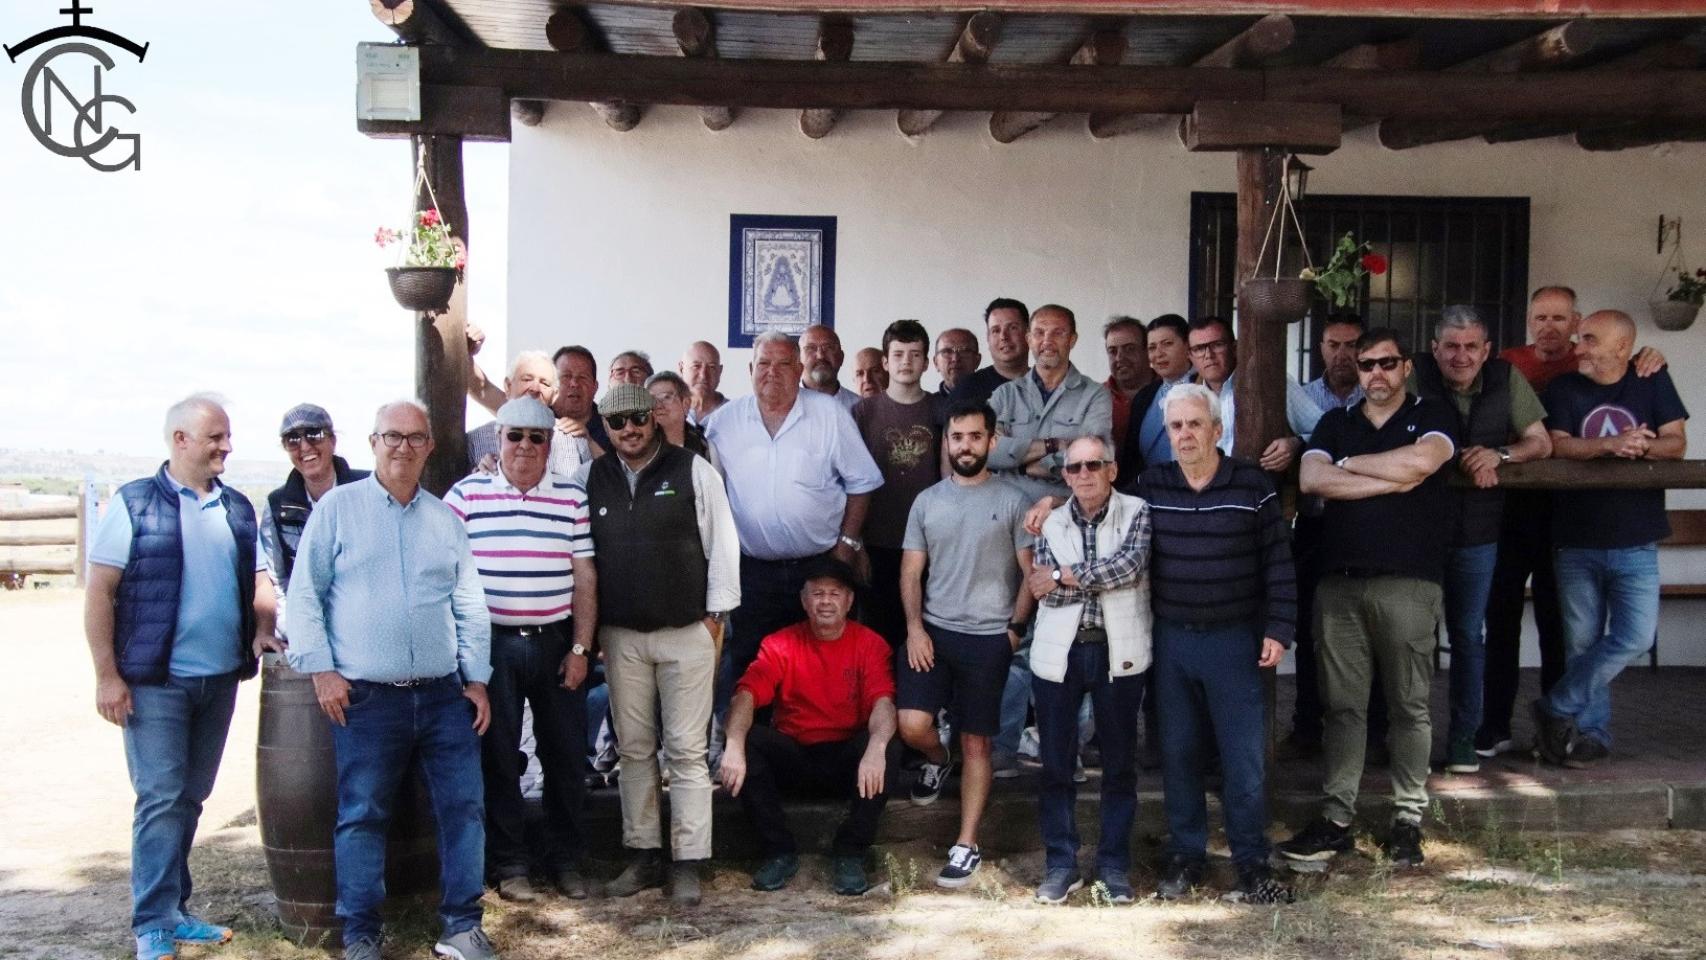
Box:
[261,404,368,644]
[583,384,741,906]
[895,400,1035,889]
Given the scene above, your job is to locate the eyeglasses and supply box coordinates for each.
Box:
[1188,339,1231,357]
[935,347,973,357]
[374,431,430,449]
[604,411,651,430]
[504,429,550,445]
[282,428,328,447]
[1356,356,1405,372]
[1063,460,1108,475]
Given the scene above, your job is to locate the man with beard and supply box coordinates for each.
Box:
[1102,316,1153,459]
[679,340,730,424]
[1303,316,1366,414]
[950,297,1030,407]
[801,324,861,411]
[932,328,980,397]
[988,304,1114,505]
[897,400,1036,889]
[853,347,888,398]
[262,404,369,640]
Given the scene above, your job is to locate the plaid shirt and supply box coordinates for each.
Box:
[1033,496,1151,630]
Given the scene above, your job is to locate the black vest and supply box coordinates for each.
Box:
[586,444,709,631]
[265,456,368,589]
[1413,354,1513,547]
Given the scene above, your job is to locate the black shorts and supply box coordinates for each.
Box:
[896,623,1014,737]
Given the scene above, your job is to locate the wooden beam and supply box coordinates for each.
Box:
[1484,39,1704,144]
[369,0,476,46]
[1463,459,1706,490]
[413,136,470,497]
[0,504,76,522]
[800,18,856,139]
[1090,13,1292,139]
[511,98,545,126]
[546,6,644,132]
[1182,100,1340,152]
[674,8,737,131]
[0,533,74,547]
[358,85,510,141]
[989,29,1126,144]
[1577,120,1706,150]
[0,558,74,576]
[897,11,1003,137]
[1321,36,1421,129]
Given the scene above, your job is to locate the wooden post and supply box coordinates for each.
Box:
[75,477,93,588]
[413,135,469,498]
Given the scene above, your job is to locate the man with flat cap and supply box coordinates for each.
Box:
[261,404,368,641]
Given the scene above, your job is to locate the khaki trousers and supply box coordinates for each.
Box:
[600,621,717,860]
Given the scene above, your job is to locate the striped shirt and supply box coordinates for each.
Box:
[443,467,594,626]
[1033,495,1151,631]
[1136,456,1297,644]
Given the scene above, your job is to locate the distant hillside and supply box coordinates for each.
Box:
[0,449,290,496]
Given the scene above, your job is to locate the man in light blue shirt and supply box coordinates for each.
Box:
[988,304,1115,504]
[1186,316,1323,470]
[85,394,275,960]
[1302,316,1367,414]
[285,400,499,960]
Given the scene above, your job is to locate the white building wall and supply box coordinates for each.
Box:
[507,104,1706,664]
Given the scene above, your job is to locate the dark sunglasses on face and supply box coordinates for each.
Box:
[1356,356,1405,372]
[1063,459,1108,475]
[505,429,550,445]
[605,411,651,430]
[282,428,328,447]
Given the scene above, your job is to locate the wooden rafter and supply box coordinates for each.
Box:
[989,29,1127,144]
[674,8,737,131]
[369,0,478,46]
[546,6,644,131]
[800,18,856,138]
[1577,120,1706,149]
[897,12,1003,137]
[1089,13,1294,139]
[1484,38,1704,143]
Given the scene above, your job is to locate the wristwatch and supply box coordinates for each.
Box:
[1044,437,1061,456]
[838,534,863,551]
[1496,446,1513,464]
[1051,567,1063,582]
[1007,620,1029,636]
[570,642,589,657]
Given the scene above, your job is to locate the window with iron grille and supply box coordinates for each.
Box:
[1188,193,1531,383]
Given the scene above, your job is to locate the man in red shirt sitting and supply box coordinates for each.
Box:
[719,558,900,896]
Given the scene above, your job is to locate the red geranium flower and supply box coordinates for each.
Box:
[1361,252,1388,275]
[419,208,441,227]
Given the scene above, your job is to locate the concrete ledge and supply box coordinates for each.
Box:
[1666,781,1706,828]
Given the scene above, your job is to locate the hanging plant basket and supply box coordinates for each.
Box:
[386,266,458,312]
[1240,277,1312,325]
[1649,299,1700,332]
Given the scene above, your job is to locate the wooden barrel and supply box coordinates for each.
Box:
[256,655,441,944]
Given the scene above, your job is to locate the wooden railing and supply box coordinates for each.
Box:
[0,491,89,586]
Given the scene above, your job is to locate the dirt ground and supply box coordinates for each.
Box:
[6,589,1706,960]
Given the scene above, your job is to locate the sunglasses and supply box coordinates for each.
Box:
[605,411,651,430]
[282,428,328,447]
[375,431,430,449]
[1063,459,1108,475]
[504,429,550,445]
[1356,356,1405,372]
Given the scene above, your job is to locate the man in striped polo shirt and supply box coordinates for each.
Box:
[1137,383,1295,905]
[444,397,599,903]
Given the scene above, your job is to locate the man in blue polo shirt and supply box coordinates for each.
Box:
[85,393,276,960]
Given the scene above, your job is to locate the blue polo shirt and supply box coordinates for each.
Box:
[90,470,266,677]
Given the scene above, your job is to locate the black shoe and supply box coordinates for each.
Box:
[935,843,981,888]
[1278,818,1355,862]
[1224,864,1296,905]
[751,854,799,892]
[554,867,594,900]
[668,861,702,907]
[1277,731,1323,762]
[1474,726,1514,759]
[911,752,954,806]
[1155,855,1206,900]
[1531,699,1575,766]
[1563,735,1611,769]
[1096,868,1135,904]
[606,848,665,898]
[1034,867,1083,904]
[1383,820,1425,868]
[831,855,870,896]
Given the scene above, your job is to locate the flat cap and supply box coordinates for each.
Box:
[599,383,654,417]
[495,396,556,429]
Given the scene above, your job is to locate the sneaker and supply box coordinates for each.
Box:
[1531,700,1576,766]
[751,854,799,892]
[1224,864,1296,905]
[1474,727,1513,759]
[668,861,703,907]
[1277,818,1355,862]
[936,843,982,888]
[1096,868,1135,904]
[911,753,954,806]
[1563,735,1611,769]
[555,867,594,900]
[831,855,870,896]
[1383,820,1425,868]
[1018,725,1041,760]
[496,875,543,902]
[1155,854,1206,900]
[1033,867,1083,904]
[991,751,1021,780]
[606,848,666,898]
[173,915,233,944]
[343,936,382,960]
[1444,738,1481,774]
[136,930,176,960]
[434,926,499,960]
[1072,755,1088,784]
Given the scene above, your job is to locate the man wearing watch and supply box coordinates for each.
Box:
[585,384,742,906]
[444,396,601,903]
[1409,306,1552,775]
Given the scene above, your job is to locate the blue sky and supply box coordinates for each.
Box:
[0,1,509,465]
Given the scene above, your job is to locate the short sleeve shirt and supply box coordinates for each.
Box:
[1544,368,1689,549]
[736,621,896,745]
[902,476,1035,635]
[852,393,946,550]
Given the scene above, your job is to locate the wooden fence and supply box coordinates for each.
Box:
[0,483,94,587]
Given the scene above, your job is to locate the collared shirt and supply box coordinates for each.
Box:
[1214,373,1325,455]
[1033,495,1151,630]
[1303,376,1364,413]
[802,383,861,412]
[1104,375,1146,457]
[988,364,1114,503]
[1136,374,1196,469]
[285,476,491,684]
[443,466,593,627]
[90,469,265,677]
[467,419,589,476]
[704,390,884,561]
[686,393,730,426]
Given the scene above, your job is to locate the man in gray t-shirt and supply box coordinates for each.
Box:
[895,400,1036,890]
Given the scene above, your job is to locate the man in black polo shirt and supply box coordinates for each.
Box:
[1278,328,1456,870]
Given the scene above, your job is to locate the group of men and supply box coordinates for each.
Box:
[87,284,1686,960]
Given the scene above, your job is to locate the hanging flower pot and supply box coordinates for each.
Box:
[1649,298,1699,332]
[386,266,459,313]
[1239,277,1312,324]
[1646,223,1702,332]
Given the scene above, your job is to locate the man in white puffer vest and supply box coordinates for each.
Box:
[1025,436,1152,906]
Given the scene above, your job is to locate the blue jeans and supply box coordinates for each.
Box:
[123,672,240,936]
[1443,542,1498,747]
[995,638,1032,758]
[331,675,485,945]
[1032,642,1143,873]
[1153,619,1268,868]
[1543,545,1661,748]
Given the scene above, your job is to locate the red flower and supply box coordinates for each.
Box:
[373,227,395,247]
[419,208,441,227]
[1361,252,1388,275]
[455,252,468,271]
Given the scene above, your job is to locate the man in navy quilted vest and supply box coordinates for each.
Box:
[84,393,277,960]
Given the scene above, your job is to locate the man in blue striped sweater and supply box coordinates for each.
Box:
[1138,383,1296,905]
